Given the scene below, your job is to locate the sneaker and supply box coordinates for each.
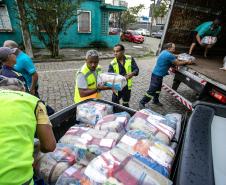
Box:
[139,102,145,109]
[152,101,163,106]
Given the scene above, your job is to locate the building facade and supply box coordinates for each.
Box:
[0,0,127,49]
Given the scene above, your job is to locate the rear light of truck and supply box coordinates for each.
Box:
[210,89,226,103]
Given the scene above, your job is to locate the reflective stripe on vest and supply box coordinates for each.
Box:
[0,90,39,185]
[74,63,102,103]
[110,55,132,90]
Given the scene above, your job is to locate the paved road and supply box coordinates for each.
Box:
[34,37,160,61]
[120,36,160,55]
[36,56,196,115]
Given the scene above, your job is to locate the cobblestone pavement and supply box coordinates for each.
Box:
[36,56,197,115]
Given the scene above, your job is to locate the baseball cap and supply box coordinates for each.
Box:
[0,47,17,63]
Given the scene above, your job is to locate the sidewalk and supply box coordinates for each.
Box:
[33,37,159,62]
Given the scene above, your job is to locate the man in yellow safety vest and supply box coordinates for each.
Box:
[74,50,110,103]
[0,75,56,185]
[108,44,139,107]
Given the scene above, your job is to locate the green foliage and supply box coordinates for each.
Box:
[121,4,145,31]
[153,0,170,19]
[20,0,83,57]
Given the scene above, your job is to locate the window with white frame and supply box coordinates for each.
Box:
[0,5,12,31]
[78,10,91,33]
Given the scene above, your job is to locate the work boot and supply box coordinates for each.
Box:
[152,100,163,106]
[122,103,129,107]
[139,101,146,110]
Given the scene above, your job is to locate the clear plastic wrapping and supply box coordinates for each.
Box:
[201,36,217,45]
[84,147,173,185]
[98,73,127,91]
[60,127,121,155]
[178,53,196,62]
[127,109,176,145]
[76,101,113,126]
[95,112,131,134]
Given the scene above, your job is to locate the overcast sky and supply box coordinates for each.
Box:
[126,0,151,16]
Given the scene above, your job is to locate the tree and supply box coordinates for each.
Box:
[120,4,145,31]
[17,0,33,57]
[153,0,170,23]
[22,0,82,57]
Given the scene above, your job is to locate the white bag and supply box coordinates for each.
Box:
[55,164,89,185]
[178,53,196,62]
[95,112,131,134]
[98,73,127,91]
[201,36,217,45]
[76,101,113,126]
[127,109,176,145]
[220,56,226,70]
[84,147,173,185]
[59,126,121,155]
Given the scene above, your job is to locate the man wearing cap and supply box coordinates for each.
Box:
[0,75,56,185]
[74,50,110,103]
[3,40,39,96]
[0,47,28,91]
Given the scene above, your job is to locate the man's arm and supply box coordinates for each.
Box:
[22,55,38,95]
[196,24,210,45]
[30,72,38,95]
[36,102,56,153]
[196,34,202,45]
[76,72,98,97]
[108,64,114,73]
[79,88,98,97]
[36,124,56,152]
[126,57,139,79]
[79,85,111,97]
[173,60,194,66]
[131,57,139,76]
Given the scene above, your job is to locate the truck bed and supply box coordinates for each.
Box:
[187,57,226,88]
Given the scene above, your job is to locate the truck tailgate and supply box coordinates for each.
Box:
[188,57,226,86]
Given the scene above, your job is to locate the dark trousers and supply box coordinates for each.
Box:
[140,74,163,104]
[112,86,131,107]
[35,85,55,116]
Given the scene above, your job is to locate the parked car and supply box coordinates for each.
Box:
[135,28,150,36]
[121,30,144,43]
[151,30,163,38]
[109,27,122,35]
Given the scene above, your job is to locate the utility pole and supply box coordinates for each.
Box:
[17,0,33,58]
[149,0,156,35]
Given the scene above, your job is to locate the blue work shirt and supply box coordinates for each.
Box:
[195,21,221,37]
[13,51,36,88]
[152,50,176,77]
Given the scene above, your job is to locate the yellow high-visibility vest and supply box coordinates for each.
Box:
[74,63,102,103]
[0,90,39,185]
[110,55,132,90]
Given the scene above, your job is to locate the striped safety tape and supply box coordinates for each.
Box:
[162,83,194,111]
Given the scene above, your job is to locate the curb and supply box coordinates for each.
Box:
[33,55,114,63]
[33,52,153,63]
